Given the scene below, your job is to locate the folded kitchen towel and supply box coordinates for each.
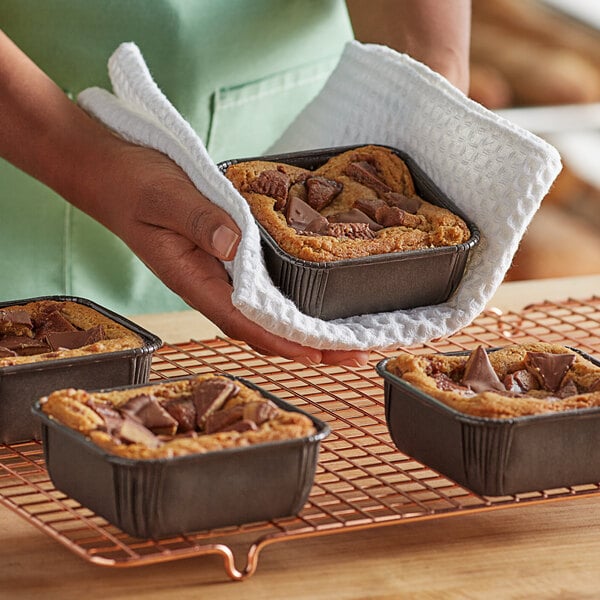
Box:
[78,41,562,351]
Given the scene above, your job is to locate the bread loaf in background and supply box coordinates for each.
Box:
[470,0,600,108]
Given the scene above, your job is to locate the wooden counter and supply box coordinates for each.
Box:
[2,275,599,599]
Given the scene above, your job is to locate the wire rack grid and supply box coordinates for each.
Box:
[1,296,599,580]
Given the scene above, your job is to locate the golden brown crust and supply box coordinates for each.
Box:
[40,375,317,459]
[386,343,600,419]
[225,145,471,262]
[0,300,144,367]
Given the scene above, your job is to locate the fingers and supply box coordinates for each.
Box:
[189,281,372,367]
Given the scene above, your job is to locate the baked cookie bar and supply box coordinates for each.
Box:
[40,374,317,459]
[0,299,143,367]
[225,145,471,262]
[386,342,600,418]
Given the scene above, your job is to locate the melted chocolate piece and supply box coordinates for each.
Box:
[0,309,33,339]
[591,379,600,393]
[375,205,422,228]
[525,352,576,392]
[433,372,471,393]
[285,195,329,234]
[461,346,506,393]
[249,169,290,210]
[374,205,407,228]
[503,369,539,393]
[45,325,106,351]
[0,309,32,329]
[88,399,124,435]
[120,394,178,435]
[353,198,388,221]
[192,378,239,428]
[383,192,421,214]
[118,414,162,448]
[328,209,382,231]
[162,397,197,432]
[205,405,245,434]
[35,310,77,336]
[0,347,17,358]
[305,176,343,211]
[0,335,51,355]
[345,161,392,196]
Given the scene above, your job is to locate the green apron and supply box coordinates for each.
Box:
[0,0,353,314]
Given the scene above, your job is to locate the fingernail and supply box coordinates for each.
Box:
[338,355,371,368]
[212,225,240,260]
[292,355,319,366]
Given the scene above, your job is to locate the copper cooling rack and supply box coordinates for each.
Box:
[1,296,600,581]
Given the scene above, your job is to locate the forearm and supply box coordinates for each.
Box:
[346,0,471,93]
[0,30,125,221]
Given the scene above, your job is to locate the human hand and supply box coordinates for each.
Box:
[84,141,371,367]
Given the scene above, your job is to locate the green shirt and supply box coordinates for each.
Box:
[1,0,353,314]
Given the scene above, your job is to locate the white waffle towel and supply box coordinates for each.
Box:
[78,41,562,351]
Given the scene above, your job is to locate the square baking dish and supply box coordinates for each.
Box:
[219,145,480,320]
[377,347,600,496]
[32,376,329,539]
[0,295,162,444]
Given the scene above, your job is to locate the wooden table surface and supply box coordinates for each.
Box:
[2,275,599,600]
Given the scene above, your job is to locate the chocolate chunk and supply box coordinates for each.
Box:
[0,335,51,356]
[328,209,383,231]
[35,310,77,336]
[433,372,471,393]
[192,377,239,429]
[374,205,422,228]
[383,192,421,214]
[0,347,17,358]
[118,414,162,448]
[503,369,539,393]
[0,309,32,327]
[353,198,388,221]
[591,379,600,393]
[162,397,197,432]
[249,169,290,210]
[0,309,33,337]
[243,400,279,425]
[305,176,343,211]
[285,195,329,234]
[205,405,245,434]
[461,346,506,393]
[326,222,375,240]
[120,394,178,435]
[45,325,106,351]
[87,399,124,435]
[525,352,576,392]
[345,161,392,196]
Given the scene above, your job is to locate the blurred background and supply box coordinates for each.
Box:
[469,0,600,282]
